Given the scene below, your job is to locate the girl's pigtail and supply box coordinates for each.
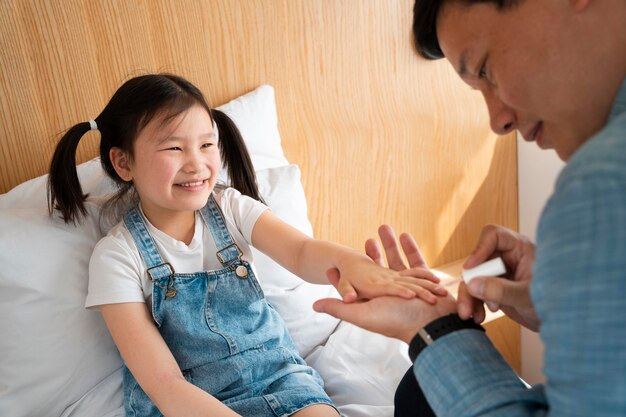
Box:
[211,109,265,203]
[47,122,92,224]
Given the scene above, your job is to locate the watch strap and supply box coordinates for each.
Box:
[408,313,485,362]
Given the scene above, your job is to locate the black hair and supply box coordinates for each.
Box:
[47,73,263,224]
[412,0,523,60]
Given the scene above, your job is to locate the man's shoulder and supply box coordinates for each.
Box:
[558,113,626,187]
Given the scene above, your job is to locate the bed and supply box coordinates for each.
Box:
[0,1,519,416]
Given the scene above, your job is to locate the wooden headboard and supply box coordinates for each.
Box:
[0,0,517,267]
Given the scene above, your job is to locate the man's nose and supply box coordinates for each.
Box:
[483,91,516,135]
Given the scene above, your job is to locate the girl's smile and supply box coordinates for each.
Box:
[111,104,220,232]
[173,179,211,195]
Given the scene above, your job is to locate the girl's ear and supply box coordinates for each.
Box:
[109,147,133,182]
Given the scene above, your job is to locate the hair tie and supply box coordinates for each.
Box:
[88,119,98,131]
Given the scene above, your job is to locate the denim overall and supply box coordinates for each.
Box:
[121,195,334,416]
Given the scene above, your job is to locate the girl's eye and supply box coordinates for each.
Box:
[167,146,182,151]
[201,143,214,149]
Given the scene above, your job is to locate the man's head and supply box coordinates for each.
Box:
[413,0,522,60]
[413,0,626,161]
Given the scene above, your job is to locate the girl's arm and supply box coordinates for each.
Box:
[100,302,241,417]
[251,211,446,303]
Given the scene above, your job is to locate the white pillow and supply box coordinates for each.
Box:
[0,158,110,210]
[253,165,340,357]
[216,84,289,170]
[0,85,323,417]
[0,202,124,417]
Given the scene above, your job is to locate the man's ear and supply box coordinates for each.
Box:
[109,147,133,182]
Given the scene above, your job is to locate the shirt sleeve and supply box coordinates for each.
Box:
[217,188,269,245]
[415,329,547,417]
[85,232,146,309]
[531,171,626,416]
[415,168,626,416]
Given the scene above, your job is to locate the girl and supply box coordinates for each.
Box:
[48,74,444,417]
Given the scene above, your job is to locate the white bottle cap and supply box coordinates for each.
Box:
[462,257,506,284]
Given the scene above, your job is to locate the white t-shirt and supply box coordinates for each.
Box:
[85,188,268,309]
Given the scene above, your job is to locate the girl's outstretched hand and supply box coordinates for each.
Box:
[327,225,448,304]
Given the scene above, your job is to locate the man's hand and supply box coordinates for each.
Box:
[313,294,457,344]
[314,225,455,343]
[365,224,429,269]
[459,224,540,331]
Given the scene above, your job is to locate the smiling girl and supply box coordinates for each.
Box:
[47,74,444,417]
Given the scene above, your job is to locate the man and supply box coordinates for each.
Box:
[314,1,626,416]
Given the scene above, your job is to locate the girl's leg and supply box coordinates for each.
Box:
[291,403,340,416]
[394,366,435,417]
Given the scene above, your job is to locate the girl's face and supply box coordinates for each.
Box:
[111,104,220,226]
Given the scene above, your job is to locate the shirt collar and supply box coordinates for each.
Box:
[608,76,626,122]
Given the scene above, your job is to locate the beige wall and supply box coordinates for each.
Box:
[517,133,565,384]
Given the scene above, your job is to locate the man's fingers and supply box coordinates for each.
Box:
[313,298,343,316]
[457,282,486,322]
[313,298,361,323]
[464,225,500,269]
[399,233,428,268]
[378,224,407,271]
[366,225,429,271]
[467,277,529,308]
[486,301,500,312]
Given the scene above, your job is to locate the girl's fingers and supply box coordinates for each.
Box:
[325,268,341,288]
[412,286,439,304]
[398,268,440,283]
[354,278,446,303]
[403,281,448,299]
[393,276,447,295]
[337,279,358,303]
[357,281,416,300]
[388,282,438,304]
[364,239,385,267]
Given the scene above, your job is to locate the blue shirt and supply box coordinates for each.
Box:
[414,76,626,417]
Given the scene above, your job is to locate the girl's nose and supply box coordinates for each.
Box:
[182,152,203,173]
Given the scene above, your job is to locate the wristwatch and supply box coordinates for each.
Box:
[408,313,485,362]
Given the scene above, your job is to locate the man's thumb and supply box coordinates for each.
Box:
[313,298,343,316]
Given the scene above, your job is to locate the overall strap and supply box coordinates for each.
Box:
[199,194,243,267]
[123,207,174,281]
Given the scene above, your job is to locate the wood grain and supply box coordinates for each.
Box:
[0,0,518,266]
